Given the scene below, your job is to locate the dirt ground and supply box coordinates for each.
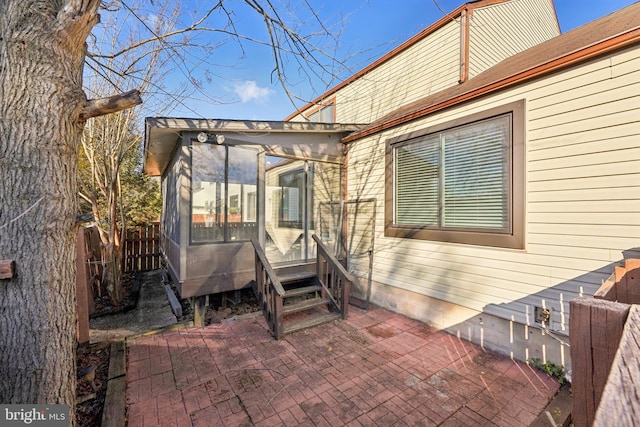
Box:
[202,287,261,324]
[76,272,145,426]
[75,273,138,426]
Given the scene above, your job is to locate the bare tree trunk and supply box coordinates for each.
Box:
[106,177,122,305]
[0,0,100,416]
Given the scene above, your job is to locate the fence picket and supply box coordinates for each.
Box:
[122,222,160,273]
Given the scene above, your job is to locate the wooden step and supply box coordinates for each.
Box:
[283,297,332,315]
[284,312,341,335]
[283,285,322,298]
[278,271,317,284]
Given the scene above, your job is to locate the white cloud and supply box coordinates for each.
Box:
[233,80,274,103]
[145,13,160,29]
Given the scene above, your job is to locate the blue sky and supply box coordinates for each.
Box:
[165,0,638,121]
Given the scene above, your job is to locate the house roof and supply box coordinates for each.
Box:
[342,2,640,143]
[144,117,363,176]
[283,0,542,122]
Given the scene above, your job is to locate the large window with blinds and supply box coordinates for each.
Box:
[385,101,524,249]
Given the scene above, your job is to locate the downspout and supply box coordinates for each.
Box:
[341,143,349,262]
[459,7,471,84]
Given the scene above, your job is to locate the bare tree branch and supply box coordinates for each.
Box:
[84,0,354,117]
[92,1,224,60]
[79,89,143,121]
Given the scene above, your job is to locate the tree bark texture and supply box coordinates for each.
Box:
[0,0,99,413]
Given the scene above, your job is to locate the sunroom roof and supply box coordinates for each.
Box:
[144,117,363,176]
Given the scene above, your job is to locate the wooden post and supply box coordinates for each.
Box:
[0,260,15,279]
[623,259,640,304]
[275,296,284,340]
[342,276,350,319]
[76,229,91,345]
[192,295,208,327]
[596,259,640,304]
[615,265,627,303]
[594,305,640,425]
[570,297,630,427]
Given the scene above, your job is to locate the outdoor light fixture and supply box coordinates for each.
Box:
[196,131,208,143]
[196,132,225,144]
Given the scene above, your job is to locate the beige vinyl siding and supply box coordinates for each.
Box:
[346,44,640,334]
[293,0,558,124]
[469,0,559,78]
[336,20,460,124]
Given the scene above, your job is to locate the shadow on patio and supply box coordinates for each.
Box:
[125,304,559,426]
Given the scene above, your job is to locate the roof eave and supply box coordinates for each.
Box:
[144,118,366,176]
[283,0,511,121]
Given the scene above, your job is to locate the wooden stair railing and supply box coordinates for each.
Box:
[251,239,285,339]
[252,237,355,339]
[312,234,355,320]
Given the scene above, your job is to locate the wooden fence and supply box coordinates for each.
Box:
[122,222,161,273]
[76,223,160,343]
[593,305,640,426]
[76,226,101,344]
[570,258,640,427]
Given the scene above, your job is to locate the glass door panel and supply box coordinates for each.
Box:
[265,158,307,264]
[307,161,342,260]
[191,144,225,243]
[264,156,342,265]
[227,146,258,241]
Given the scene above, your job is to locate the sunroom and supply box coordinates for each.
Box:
[144,118,362,310]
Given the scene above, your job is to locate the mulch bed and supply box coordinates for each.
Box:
[76,342,110,427]
[75,272,138,426]
[91,272,139,317]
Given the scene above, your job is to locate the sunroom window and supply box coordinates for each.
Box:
[386,101,524,249]
[190,142,258,243]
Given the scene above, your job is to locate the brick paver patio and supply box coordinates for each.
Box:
[126,305,560,426]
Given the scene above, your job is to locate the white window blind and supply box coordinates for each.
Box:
[443,116,510,230]
[394,114,511,232]
[395,136,439,225]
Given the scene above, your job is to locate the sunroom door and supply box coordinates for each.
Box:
[264,157,342,265]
